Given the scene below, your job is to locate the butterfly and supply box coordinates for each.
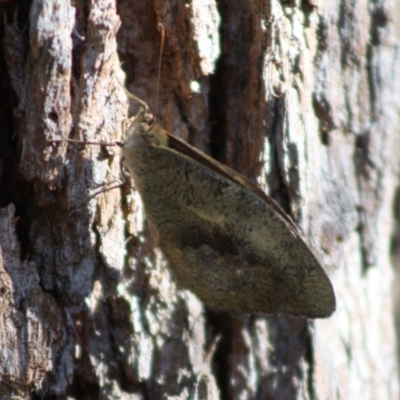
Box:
[119,101,336,318]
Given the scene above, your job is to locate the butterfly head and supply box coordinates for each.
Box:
[120,107,169,175]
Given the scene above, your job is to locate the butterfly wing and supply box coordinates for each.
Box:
[134,143,335,318]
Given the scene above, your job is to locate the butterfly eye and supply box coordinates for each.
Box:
[139,122,150,132]
[144,114,155,124]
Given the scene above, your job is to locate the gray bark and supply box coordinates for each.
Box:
[0,0,399,399]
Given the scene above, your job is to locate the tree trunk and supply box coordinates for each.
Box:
[1,0,399,399]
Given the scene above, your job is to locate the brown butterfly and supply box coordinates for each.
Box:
[120,103,336,318]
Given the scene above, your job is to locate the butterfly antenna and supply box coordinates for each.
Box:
[156,23,165,110]
[112,70,149,112]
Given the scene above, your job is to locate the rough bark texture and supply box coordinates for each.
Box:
[0,0,399,399]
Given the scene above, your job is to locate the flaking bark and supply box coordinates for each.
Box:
[0,0,399,399]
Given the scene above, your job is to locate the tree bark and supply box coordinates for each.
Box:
[0,0,399,399]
